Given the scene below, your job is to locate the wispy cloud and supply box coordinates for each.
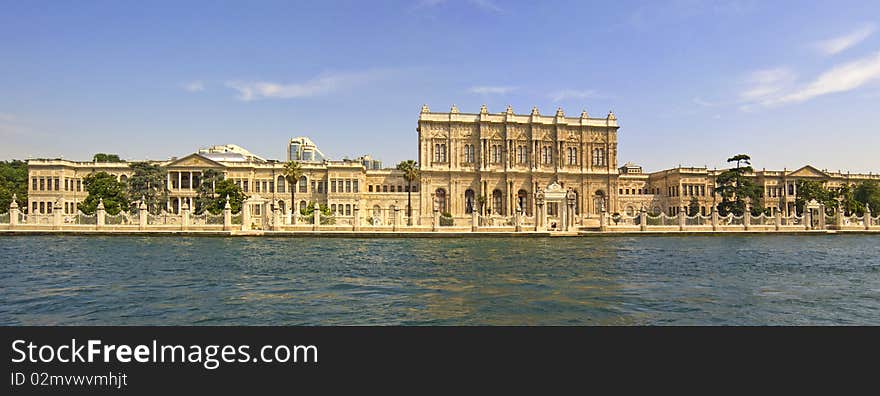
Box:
[413,0,502,13]
[740,52,880,108]
[548,89,599,102]
[813,23,876,56]
[469,86,516,95]
[181,80,205,92]
[225,70,388,101]
[739,67,797,102]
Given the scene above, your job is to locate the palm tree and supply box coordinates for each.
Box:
[396,160,420,225]
[282,161,303,216]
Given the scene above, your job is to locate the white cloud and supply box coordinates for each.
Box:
[225,70,387,101]
[548,89,599,102]
[814,24,876,56]
[413,0,502,12]
[738,67,797,102]
[770,52,880,105]
[469,86,516,94]
[182,81,205,92]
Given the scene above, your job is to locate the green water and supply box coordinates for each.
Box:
[1,235,878,325]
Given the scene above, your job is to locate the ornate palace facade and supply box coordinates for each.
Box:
[24,105,880,229]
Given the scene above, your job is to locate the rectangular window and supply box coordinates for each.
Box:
[383,185,388,193]
[311,181,316,193]
[243,180,249,192]
[256,181,261,193]
[32,178,37,191]
[40,178,45,191]
[346,180,352,193]
[33,202,37,213]
[39,202,45,214]
[55,178,59,191]
[368,185,373,192]
[353,180,359,193]
[269,181,274,193]
[331,180,337,193]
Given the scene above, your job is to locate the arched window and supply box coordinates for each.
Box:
[492,189,503,215]
[278,200,286,214]
[331,204,337,213]
[464,144,474,163]
[299,201,307,213]
[277,176,285,193]
[542,146,552,164]
[593,190,605,214]
[299,176,307,193]
[592,147,606,166]
[491,144,502,164]
[517,189,529,215]
[567,147,577,165]
[434,143,447,163]
[516,145,527,164]
[464,189,475,214]
[435,188,447,213]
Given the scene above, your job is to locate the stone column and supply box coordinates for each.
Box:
[515,208,522,232]
[711,207,719,231]
[52,200,63,230]
[273,205,282,231]
[804,208,812,230]
[743,206,751,231]
[352,204,360,232]
[181,201,190,230]
[678,208,686,231]
[223,196,232,231]
[9,195,19,228]
[96,199,106,230]
[392,206,400,232]
[313,208,321,231]
[865,206,872,230]
[139,198,148,230]
[599,209,607,232]
[817,204,826,230]
[774,210,782,231]
[836,205,845,230]
[639,207,647,232]
[242,201,251,231]
[432,210,440,232]
[471,209,479,232]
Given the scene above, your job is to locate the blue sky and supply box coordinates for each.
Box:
[1,0,879,173]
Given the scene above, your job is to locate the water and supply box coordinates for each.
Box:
[1,235,878,325]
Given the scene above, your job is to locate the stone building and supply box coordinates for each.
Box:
[24,104,880,229]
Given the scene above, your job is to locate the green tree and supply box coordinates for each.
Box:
[299,201,333,224]
[282,161,303,215]
[127,162,168,214]
[0,160,28,213]
[688,196,700,216]
[193,169,226,214]
[794,180,835,215]
[854,180,880,215]
[92,153,124,163]
[396,160,419,224]
[715,154,762,216]
[77,172,130,215]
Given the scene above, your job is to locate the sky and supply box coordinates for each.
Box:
[1,0,879,173]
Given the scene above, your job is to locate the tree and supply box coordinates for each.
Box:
[127,162,168,214]
[688,196,700,216]
[396,160,419,224]
[282,161,303,215]
[92,153,124,163]
[715,154,762,216]
[193,169,225,214]
[0,160,28,213]
[299,201,333,224]
[197,178,246,214]
[854,180,880,215]
[77,172,130,215]
[795,180,835,215]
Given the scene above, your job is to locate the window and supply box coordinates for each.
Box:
[353,180,359,193]
[345,180,351,193]
[464,144,474,163]
[256,181,261,193]
[345,204,351,216]
[32,178,37,190]
[299,176,308,193]
[243,180,249,192]
[567,147,577,165]
[331,180,337,193]
[269,181,274,193]
[434,188,447,213]
[277,176,285,193]
[331,204,337,213]
[465,189,475,214]
[397,185,403,192]
[592,148,606,166]
[32,202,37,213]
[368,185,373,192]
[54,178,59,191]
[383,185,388,193]
[517,190,529,215]
[491,144,502,164]
[541,146,552,165]
[516,145,527,164]
[434,143,447,163]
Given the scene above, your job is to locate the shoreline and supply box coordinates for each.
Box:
[1,229,877,237]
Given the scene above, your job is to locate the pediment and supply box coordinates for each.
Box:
[788,165,829,178]
[166,153,225,169]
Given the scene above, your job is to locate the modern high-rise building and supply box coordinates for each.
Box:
[288,137,326,163]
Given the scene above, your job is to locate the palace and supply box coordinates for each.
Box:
[23,105,880,230]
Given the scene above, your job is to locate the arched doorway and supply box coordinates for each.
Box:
[464,189,475,214]
[593,190,605,215]
[435,188,447,214]
[492,189,503,215]
[278,200,285,215]
[517,189,529,215]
